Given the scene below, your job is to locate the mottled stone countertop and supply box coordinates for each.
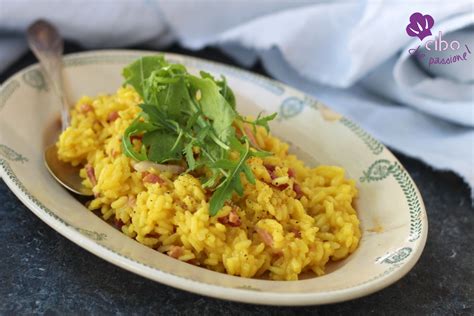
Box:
[1,44,472,315]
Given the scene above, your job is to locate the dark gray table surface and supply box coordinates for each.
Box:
[1,43,473,315]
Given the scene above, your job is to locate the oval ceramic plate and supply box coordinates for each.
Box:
[0,50,427,305]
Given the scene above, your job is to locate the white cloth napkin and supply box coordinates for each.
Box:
[0,0,473,197]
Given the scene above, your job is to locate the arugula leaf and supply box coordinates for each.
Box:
[149,75,190,121]
[188,75,236,143]
[121,116,156,161]
[142,130,183,162]
[218,76,236,110]
[210,159,235,170]
[200,170,221,190]
[184,143,196,171]
[200,71,236,109]
[209,139,251,216]
[238,112,278,135]
[122,56,167,98]
[140,104,167,126]
[254,112,278,132]
[242,164,256,184]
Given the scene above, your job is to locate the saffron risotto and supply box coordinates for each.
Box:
[57,86,361,280]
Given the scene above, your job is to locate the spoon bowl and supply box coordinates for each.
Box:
[43,144,93,196]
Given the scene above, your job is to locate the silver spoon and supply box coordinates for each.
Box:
[27,20,93,196]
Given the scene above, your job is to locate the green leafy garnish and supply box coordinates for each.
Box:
[121,55,277,215]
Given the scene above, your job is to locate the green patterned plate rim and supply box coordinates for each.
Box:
[0,50,428,306]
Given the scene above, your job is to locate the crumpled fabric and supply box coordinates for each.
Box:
[0,0,473,197]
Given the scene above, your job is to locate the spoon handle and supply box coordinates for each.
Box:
[27,20,70,131]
